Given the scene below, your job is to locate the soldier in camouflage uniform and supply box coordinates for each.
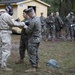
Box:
[46,13,55,41]
[65,12,75,40]
[40,12,46,37]
[16,9,30,64]
[54,12,63,38]
[24,8,41,72]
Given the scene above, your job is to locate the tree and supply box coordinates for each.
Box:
[42,0,60,15]
[59,0,75,18]
[43,0,75,18]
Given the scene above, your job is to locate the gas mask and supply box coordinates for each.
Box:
[5,5,13,16]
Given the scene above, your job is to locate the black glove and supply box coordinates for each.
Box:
[25,20,30,26]
[15,18,20,22]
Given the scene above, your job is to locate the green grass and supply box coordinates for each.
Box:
[0,35,75,75]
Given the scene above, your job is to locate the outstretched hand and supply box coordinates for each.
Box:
[24,25,28,29]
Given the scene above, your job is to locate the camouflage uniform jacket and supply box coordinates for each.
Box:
[46,16,55,28]
[40,16,46,26]
[21,19,30,38]
[25,16,41,44]
[54,16,63,26]
[65,16,75,26]
[0,12,25,31]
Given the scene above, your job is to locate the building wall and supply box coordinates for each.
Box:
[12,5,18,19]
[0,5,5,10]
[0,0,48,21]
[17,4,27,21]
[17,0,48,20]
[24,1,47,17]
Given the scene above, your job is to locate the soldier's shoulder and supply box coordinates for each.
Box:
[56,16,61,20]
[34,17,40,22]
[35,16,40,19]
[1,12,11,18]
[33,17,41,26]
[2,12,9,16]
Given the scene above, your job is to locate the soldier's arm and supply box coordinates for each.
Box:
[3,13,25,27]
[45,18,49,24]
[66,17,72,24]
[58,16,63,24]
[25,22,34,34]
[64,18,67,24]
[53,17,55,23]
[73,17,75,23]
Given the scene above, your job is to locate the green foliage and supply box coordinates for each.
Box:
[43,0,75,17]
[43,0,60,15]
[60,0,75,17]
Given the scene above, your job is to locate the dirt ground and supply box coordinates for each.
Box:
[0,34,75,75]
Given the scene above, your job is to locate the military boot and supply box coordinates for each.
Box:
[25,68,37,73]
[36,64,40,69]
[1,67,12,72]
[15,59,24,64]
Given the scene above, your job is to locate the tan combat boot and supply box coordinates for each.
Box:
[1,67,12,72]
[15,59,24,64]
[25,68,37,73]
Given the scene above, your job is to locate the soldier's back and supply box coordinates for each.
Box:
[28,16,41,44]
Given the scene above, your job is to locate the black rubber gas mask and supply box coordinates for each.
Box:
[5,5,13,16]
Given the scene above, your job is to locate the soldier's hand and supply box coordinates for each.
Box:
[21,22,25,26]
[18,22,25,28]
[24,25,28,28]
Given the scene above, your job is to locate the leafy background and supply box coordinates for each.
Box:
[42,0,75,18]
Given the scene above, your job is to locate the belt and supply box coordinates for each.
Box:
[0,30,12,34]
[0,29,11,30]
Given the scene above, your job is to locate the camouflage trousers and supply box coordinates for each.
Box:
[41,25,47,36]
[46,25,55,39]
[65,25,74,40]
[0,31,11,68]
[19,32,28,59]
[28,43,40,68]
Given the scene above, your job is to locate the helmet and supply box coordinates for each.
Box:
[46,59,60,68]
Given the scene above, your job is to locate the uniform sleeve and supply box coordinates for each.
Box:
[73,17,75,23]
[45,18,49,24]
[58,16,63,24]
[53,17,55,23]
[25,21,34,34]
[3,13,25,27]
[64,17,67,24]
